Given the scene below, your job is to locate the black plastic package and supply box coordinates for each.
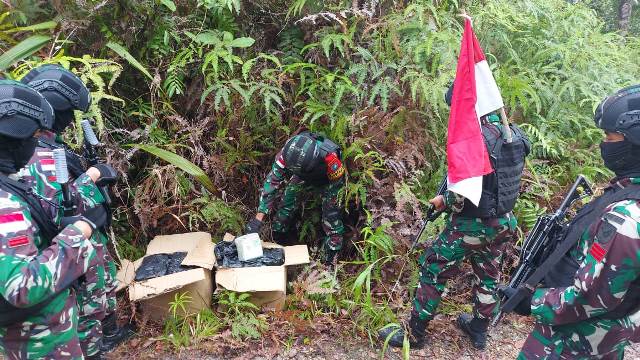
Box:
[214,241,285,268]
[135,252,194,281]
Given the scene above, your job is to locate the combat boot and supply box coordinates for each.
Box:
[378,316,428,349]
[456,313,489,350]
[100,313,136,352]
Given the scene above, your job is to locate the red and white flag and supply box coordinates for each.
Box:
[446,18,504,206]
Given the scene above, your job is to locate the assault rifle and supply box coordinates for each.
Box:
[411,176,448,251]
[391,175,448,292]
[81,119,112,205]
[494,174,593,324]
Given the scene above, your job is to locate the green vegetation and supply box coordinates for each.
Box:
[2,0,639,355]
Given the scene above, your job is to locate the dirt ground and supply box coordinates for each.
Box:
[109,313,640,359]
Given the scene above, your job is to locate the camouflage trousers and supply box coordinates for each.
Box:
[271,176,344,250]
[77,231,119,356]
[0,291,84,360]
[517,319,637,360]
[412,213,517,321]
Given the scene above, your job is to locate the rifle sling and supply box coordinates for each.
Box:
[0,174,62,326]
[502,183,640,313]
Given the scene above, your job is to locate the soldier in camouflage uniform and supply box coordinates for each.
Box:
[379,86,530,350]
[20,65,128,358]
[503,86,640,359]
[0,80,108,359]
[245,132,345,265]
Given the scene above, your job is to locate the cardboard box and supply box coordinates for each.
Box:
[214,235,310,311]
[116,232,215,320]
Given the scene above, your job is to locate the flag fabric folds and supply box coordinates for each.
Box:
[446,18,504,206]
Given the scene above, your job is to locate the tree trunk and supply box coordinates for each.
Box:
[619,0,634,36]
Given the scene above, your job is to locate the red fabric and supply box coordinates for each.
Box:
[447,19,493,184]
[0,213,24,224]
[8,236,29,248]
[590,242,606,262]
[41,159,54,165]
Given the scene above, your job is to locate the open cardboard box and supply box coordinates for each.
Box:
[116,232,215,320]
[214,233,310,311]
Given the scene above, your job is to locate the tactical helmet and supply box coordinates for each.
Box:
[0,80,54,139]
[594,85,640,145]
[282,134,320,174]
[21,65,91,132]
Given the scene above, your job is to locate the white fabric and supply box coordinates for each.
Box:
[448,175,483,207]
[474,60,504,118]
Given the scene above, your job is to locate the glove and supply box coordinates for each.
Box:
[60,206,108,233]
[498,285,532,316]
[244,218,263,234]
[92,164,118,186]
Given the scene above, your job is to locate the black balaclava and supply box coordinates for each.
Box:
[0,137,38,174]
[600,140,640,179]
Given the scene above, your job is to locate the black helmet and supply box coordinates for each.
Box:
[594,85,640,145]
[0,80,54,139]
[282,133,320,174]
[21,65,91,132]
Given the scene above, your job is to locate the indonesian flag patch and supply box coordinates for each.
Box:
[0,212,28,236]
[276,154,286,169]
[325,153,344,181]
[590,242,607,262]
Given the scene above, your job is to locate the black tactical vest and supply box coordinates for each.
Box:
[460,122,530,218]
[287,132,342,186]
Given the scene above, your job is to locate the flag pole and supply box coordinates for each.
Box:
[499,107,513,143]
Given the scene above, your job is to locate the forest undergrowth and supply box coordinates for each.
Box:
[2,0,640,358]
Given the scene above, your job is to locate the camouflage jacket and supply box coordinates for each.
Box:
[18,137,105,223]
[257,149,343,214]
[0,186,98,308]
[531,177,640,326]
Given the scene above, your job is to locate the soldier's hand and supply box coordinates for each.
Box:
[498,285,532,316]
[428,195,446,212]
[61,206,108,234]
[245,217,263,234]
[91,164,118,186]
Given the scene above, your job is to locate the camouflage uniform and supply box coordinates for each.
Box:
[0,186,99,359]
[258,150,345,250]
[412,190,517,321]
[19,131,111,357]
[518,177,640,359]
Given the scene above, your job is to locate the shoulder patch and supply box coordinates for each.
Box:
[8,235,29,248]
[589,242,607,262]
[0,212,28,235]
[596,219,617,244]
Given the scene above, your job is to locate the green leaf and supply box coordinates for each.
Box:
[159,0,177,11]
[134,144,217,193]
[230,37,255,48]
[106,42,153,80]
[0,35,50,71]
[5,21,57,33]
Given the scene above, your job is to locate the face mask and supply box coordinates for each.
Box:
[600,140,640,177]
[53,110,74,133]
[12,137,38,171]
